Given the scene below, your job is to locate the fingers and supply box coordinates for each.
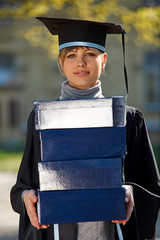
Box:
[124,185,134,223]
[112,185,134,226]
[23,190,40,229]
[23,190,50,230]
[112,219,126,225]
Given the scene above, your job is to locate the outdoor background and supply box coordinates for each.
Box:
[0,0,159,239]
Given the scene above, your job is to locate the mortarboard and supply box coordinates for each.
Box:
[36,17,128,94]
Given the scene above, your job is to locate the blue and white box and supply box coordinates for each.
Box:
[34,97,127,224]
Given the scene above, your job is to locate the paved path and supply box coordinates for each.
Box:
[0,171,159,240]
[0,172,19,240]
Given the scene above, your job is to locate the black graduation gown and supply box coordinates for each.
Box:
[10,106,160,240]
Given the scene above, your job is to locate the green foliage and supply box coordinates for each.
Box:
[121,7,160,47]
[0,150,22,172]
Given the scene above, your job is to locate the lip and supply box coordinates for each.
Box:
[74,71,90,77]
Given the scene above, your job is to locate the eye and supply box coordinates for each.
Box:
[86,52,96,57]
[66,53,75,58]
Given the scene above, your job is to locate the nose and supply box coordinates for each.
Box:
[77,55,86,67]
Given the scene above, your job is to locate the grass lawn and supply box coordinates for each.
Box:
[153,146,160,170]
[0,150,22,172]
[0,145,159,173]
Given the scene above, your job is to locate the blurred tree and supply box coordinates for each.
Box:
[0,0,159,57]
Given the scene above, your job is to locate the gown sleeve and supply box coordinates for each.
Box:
[10,110,41,215]
[9,110,91,240]
[121,106,160,240]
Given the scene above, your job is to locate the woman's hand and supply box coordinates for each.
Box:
[112,185,134,225]
[23,189,50,230]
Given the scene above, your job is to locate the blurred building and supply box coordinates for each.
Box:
[0,17,159,150]
[0,19,63,148]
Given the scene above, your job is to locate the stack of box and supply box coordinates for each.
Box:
[34,97,126,225]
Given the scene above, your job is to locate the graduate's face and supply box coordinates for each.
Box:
[59,47,107,90]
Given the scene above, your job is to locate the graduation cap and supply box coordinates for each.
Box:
[36,17,128,94]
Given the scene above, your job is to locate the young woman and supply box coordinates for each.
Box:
[10,18,160,240]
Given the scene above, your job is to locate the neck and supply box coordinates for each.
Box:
[59,80,104,100]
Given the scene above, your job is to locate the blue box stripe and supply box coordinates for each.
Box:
[38,188,126,224]
[40,127,126,161]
